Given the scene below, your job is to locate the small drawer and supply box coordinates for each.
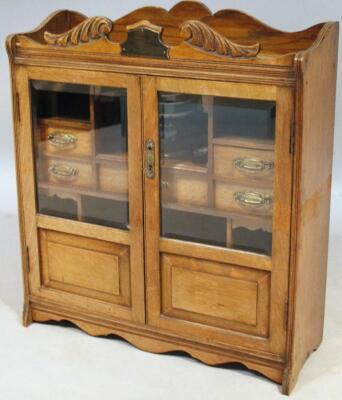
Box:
[45,158,93,188]
[99,162,128,194]
[214,145,274,182]
[39,119,92,157]
[161,169,208,207]
[215,182,273,216]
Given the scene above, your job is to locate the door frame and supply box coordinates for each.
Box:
[15,65,145,323]
[142,75,294,356]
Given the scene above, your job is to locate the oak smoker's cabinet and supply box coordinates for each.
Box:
[6,2,338,394]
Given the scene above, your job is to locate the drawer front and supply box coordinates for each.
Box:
[161,170,208,206]
[45,158,93,188]
[214,145,274,182]
[41,122,92,158]
[215,182,273,216]
[99,163,128,194]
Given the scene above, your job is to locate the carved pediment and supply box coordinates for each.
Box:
[7,1,326,66]
[43,14,260,59]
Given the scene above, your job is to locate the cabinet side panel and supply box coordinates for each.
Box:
[285,22,339,394]
[7,62,32,326]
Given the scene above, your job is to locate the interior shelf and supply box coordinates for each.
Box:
[162,201,272,223]
[37,152,93,163]
[212,136,275,151]
[161,158,207,173]
[95,153,128,163]
[38,182,128,202]
[37,117,91,129]
[213,175,273,189]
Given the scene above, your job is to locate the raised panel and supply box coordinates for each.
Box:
[39,229,130,305]
[161,253,270,337]
[47,242,120,296]
[171,266,258,325]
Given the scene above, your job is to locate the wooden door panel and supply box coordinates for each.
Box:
[16,66,145,323]
[161,253,270,336]
[143,75,293,356]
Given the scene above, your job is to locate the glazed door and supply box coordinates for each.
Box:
[143,76,293,356]
[17,66,145,323]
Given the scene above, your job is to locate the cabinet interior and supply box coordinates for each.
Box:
[32,81,130,230]
[159,91,275,255]
[32,81,275,255]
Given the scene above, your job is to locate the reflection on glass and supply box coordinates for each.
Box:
[159,91,276,256]
[159,92,208,164]
[31,81,129,229]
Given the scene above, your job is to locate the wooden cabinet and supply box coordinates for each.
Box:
[6,2,338,394]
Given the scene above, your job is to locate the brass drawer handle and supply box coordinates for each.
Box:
[48,132,77,148]
[234,157,274,173]
[234,191,272,209]
[48,163,79,181]
[145,139,155,179]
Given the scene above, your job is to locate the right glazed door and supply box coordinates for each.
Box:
[143,76,294,357]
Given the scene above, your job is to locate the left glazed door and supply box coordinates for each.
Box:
[15,66,145,323]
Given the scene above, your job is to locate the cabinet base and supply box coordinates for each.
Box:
[26,300,287,391]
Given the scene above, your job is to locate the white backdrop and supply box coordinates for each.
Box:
[0,1,341,399]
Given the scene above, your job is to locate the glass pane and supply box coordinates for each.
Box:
[31,81,129,229]
[159,92,276,256]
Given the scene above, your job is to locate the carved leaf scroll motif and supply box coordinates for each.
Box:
[44,16,113,46]
[180,20,260,58]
